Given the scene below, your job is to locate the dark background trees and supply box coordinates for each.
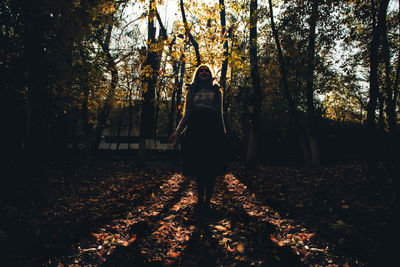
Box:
[1,0,399,179]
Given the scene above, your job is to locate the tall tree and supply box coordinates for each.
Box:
[304,0,320,166]
[382,1,400,166]
[22,1,48,175]
[366,0,390,171]
[138,0,158,162]
[94,24,119,151]
[246,0,262,166]
[219,0,229,91]
[268,0,311,164]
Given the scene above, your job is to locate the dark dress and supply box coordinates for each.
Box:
[176,84,227,177]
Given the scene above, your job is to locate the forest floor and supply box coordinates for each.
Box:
[0,158,399,266]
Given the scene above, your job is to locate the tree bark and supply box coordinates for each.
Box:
[93,25,119,152]
[176,54,186,126]
[385,1,399,136]
[268,0,311,165]
[246,0,262,167]
[127,82,135,150]
[23,3,48,179]
[366,0,389,171]
[153,10,168,140]
[180,0,201,66]
[219,0,229,91]
[78,48,92,155]
[138,0,158,163]
[305,0,320,166]
[168,60,179,136]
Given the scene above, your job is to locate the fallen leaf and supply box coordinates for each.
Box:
[215,225,227,231]
[236,243,245,253]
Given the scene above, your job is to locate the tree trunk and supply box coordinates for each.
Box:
[79,48,92,155]
[382,16,393,128]
[23,4,48,179]
[153,84,161,143]
[366,0,390,171]
[180,0,201,66]
[93,25,119,152]
[383,2,400,167]
[305,0,320,166]
[378,90,385,132]
[152,16,168,141]
[176,55,186,126]
[246,0,262,167]
[389,36,400,134]
[116,102,128,150]
[81,76,91,154]
[166,36,178,136]
[168,61,179,136]
[219,0,229,91]
[138,0,158,163]
[385,3,400,167]
[127,84,134,150]
[268,0,311,165]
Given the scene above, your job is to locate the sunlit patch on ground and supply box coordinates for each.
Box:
[51,173,184,265]
[223,173,354,266]
[139,182,197,265]
[209,218,257,264]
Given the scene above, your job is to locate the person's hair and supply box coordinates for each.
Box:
[190,64,214,87]
[182,64,219,116]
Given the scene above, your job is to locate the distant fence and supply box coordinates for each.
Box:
[99,136,177,151]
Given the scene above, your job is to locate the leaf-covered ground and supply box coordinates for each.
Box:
[1,160,398,266]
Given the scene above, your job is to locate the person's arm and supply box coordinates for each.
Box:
[169,88,192,146]
[175,88,192,134]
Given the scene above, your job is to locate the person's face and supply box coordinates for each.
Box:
[198,67,211,80]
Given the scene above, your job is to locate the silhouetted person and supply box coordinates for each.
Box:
[169,64,227,212]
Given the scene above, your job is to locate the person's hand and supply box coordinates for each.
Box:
[169,132,178,147]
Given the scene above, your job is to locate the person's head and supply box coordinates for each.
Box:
[191,64,213,86]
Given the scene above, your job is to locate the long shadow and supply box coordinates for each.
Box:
[103,192,303,266]
[180,206,304,267]
[49,174,190,266]
[222,174,353,266]
[231,166,392,266]
[179,216,220,266]
[49,172,330,266]
[2,162,175,266]
[102,182,198,266]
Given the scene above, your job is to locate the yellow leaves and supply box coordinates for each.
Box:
[141,65,154,80]
[150,0,157,11]
[92,2,116,17]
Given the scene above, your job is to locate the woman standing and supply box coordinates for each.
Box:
[169,64,227,212]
